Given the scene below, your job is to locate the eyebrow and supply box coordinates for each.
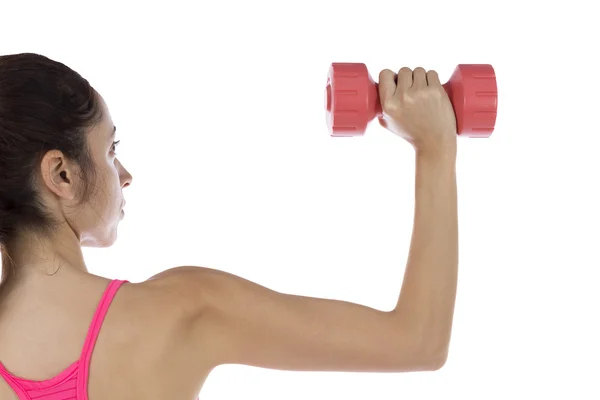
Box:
[109,126,116,140]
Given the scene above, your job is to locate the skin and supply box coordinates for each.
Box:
[0,67,458,399]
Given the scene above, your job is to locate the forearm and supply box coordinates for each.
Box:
[393,149,458,362]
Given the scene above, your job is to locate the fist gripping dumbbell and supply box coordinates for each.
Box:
[324,63,498,137]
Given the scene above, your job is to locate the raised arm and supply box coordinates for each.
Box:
[149,66,459,375]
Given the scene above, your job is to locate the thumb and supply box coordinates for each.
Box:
[378,69,396,108]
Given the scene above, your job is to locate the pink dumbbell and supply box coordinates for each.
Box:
[325,63,498,137]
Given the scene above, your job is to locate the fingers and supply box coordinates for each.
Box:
[378,69,397,104]
[381,66,441,98]
[412,67,427,89]
[396,67,413,92]
[426,70,441,86]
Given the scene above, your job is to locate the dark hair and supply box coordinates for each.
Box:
[0,53,103,284]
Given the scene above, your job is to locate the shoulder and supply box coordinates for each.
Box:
[125,266,210,320]
[84,269,218,392]
[111,267,218,368]
[98,266,212,350]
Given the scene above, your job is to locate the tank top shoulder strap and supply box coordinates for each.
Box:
[77,279,128,395]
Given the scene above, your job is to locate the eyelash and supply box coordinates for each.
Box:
[111,140,120,155]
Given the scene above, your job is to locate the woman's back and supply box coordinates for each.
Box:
[0,271,211,400]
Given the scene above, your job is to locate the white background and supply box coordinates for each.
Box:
[1,0,599,398]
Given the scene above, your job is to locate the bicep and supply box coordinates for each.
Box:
[179,266,441,373]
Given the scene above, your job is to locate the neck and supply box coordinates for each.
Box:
[0,228,87,287]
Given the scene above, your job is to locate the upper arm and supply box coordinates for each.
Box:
[150,266,445,373]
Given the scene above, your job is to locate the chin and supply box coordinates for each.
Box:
[80,227,119,248]
[81,237,117,248]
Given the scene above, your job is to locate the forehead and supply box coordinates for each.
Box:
[97,94,114,124]
[93,95,115,138]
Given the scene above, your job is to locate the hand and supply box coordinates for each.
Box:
[378,67,457,156]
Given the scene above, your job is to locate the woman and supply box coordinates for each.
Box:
[0,53,458,399]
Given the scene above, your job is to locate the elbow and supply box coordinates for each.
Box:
[420,334,450,371]
[427,352,448,371]
[417,339,449,371]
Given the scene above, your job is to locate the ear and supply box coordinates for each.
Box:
[39,149,77,201]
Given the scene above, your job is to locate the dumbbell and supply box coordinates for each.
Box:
[324,63,497,137]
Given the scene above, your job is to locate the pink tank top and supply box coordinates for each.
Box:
[0,279,127,400]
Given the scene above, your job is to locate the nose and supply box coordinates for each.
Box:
[120,164,133,189]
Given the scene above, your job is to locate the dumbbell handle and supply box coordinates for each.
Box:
[325,63,498,137]
[329,79,462,118]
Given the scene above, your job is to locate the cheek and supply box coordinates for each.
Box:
[107,168,122,200]
[97,163,121,204]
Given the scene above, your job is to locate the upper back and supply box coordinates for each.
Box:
[0,273,210,400]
